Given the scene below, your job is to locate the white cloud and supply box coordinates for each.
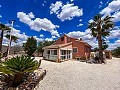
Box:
[99,1,103,8]
[15,25,20,28]
[17,12,32,25]
[50,2,83,21]
[42,0,47,6]
[11,29,28,41]
[77,23,83,27]
[33,36,44,42]
[42,4,45,6]
[17,12,60,37]
[0,15,2,18]
[79,19,82,22]
[88,19,93,23]
[100,0,120,15]
[45,38,53,41]
[0,5,1,8]
[77,19,83,27]
[52,36,56,39]
[112,12,120,22]
[3,28,46,46]
[29,18,59,32]
[107,41,120,50]
[67,29,93,40]
[115,39,120,43]
[67,31,85,38]
[50,30,60,37]
[40,34,44,37]
[70,0,74,2]
[28,12,35,18]
[58,3,83,21]
[44,0,47,3]
[3,28,29,46]
[107,27,120,39]
[50,1,63,14]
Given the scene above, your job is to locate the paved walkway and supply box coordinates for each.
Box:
[37,58,120,90]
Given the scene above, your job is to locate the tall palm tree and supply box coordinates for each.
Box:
[88,14,114,63]
[5,34,18,56]
[0,24,11,52]
[5,34,18,46]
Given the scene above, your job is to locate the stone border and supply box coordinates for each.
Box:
[17,69,46,90]
[1,69,46,90]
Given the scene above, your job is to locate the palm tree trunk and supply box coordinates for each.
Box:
[0,30,4,52]
[12,73,24,87]
[7,37,12,56]
[98,34,104,63]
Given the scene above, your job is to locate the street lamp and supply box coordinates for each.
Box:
[7,20,15,56]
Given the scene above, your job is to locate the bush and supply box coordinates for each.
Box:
[0,55,41,87]
[23,36,37,56]
[112,47,120,57]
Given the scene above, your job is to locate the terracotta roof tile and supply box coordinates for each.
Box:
[43,42,72,49]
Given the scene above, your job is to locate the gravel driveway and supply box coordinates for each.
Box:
[37,58,120,90]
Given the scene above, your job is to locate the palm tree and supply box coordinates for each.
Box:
[5,34,18,56]
[0,55,41,87]
[0,24,11,52]
[88,14,114,63]
[5,34,18,46]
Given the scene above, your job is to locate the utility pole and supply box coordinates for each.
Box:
[7,20,15,56]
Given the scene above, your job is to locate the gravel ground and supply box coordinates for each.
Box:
[36,57,120,90]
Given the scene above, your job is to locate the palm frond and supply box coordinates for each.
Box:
[0,56,40,75]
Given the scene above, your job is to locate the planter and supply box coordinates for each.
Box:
[1,69,46,90]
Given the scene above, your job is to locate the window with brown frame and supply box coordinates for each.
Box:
[73,48,78,53]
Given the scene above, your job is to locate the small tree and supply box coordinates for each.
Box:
[112,47,120,57]
[23,36,37,56]
[37,40,55,56]
[37,42,44,56]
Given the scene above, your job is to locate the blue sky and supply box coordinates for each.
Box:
[0,0,120,50]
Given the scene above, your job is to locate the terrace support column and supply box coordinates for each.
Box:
[57,48,61,63]
[70,50,72,59]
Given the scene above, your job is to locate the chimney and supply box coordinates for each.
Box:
[79,38,82,41]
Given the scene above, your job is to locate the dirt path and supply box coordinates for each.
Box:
[36,58,120,90]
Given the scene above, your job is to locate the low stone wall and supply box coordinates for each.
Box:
[0,69,46,90]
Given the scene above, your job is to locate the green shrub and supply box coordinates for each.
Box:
[0,55,41,87]
[23,36,37,56]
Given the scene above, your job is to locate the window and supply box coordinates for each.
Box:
[73,48,78,53]
[61,50,66,55]
[47,50,50,54]
[54,50,57,55]
[61,37,64,41]
[51,50,57,55]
